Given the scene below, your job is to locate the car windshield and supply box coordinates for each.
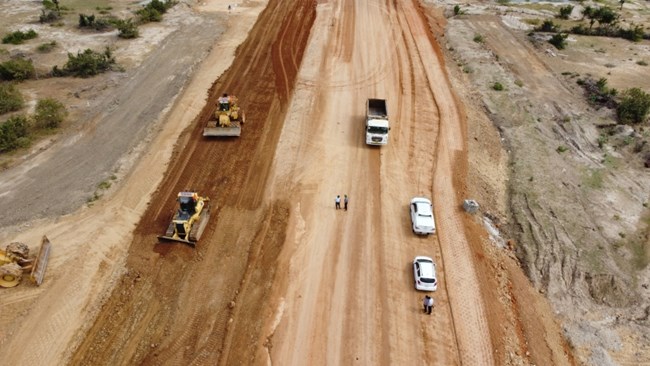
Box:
[421,277,437,283]
[367,126,388,134]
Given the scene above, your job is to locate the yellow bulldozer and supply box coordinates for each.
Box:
[203,93,245,137]
[158,191,211,247]
[0,236,51,288]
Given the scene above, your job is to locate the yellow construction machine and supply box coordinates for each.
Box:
[0,236,51,288]
[203,93,245,137]
[158,191,211,247]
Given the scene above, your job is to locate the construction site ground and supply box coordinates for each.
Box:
[2,0,649,365]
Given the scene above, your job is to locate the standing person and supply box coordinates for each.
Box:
[335,195,341,210]
[423,295,431,313]
[427,296,434,315]
[344,194,349,210]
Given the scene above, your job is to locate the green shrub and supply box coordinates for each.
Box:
[617,88,650,124]
[53,48,116,78]
[473,34,484,43]
[115,19,139,39]
[36,41,57,53]
[558,5,574,20]
[492,82,504,91]
[137,7,162,22]
[556,145,568,153]
[79,14,113,31]
[0,59,36,81]
[537,20,559,33]
[33,98,67,129]
[571,24,589,35]
[549,33,568,50]
[149,0,175,14]
[618,24,645,42]
[136,0,176,23]
[42,0,59,11]
[79,13,96,27]
[0,83,24,114]
[2,29,38,45]
[0,115,30,152]
[453,5,461,15]
[637,60,648,66]
[39,9,61,24]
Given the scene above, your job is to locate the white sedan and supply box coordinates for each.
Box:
[410,197,436,235]
[413,256,438,291]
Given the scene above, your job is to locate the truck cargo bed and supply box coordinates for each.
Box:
[367,98,388,118]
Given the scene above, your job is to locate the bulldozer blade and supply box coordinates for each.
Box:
[157,235,197,247]
[30,236,51,286]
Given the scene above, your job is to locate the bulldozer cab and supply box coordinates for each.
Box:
[177,192,198,217]
[218,94,231,111]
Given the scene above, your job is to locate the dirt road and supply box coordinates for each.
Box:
[268,0,492,364]
[1,1,576,365]
[67,0,495,364]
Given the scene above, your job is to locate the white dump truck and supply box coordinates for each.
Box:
[365,98,389,145]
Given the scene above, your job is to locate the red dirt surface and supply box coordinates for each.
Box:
[69,0,315,364]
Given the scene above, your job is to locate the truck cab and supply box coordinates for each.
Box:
[366,119,390,145]
[365,98,389,146]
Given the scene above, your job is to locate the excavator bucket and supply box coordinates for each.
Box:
[29,236,51,286]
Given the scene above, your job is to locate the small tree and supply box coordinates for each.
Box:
[453,5,461,16]
[617,88,650,124]
[583,6,597,30]
[549,33,568,50]
[0,83,24,114]
[33,98,67,129]
[595,7,619,29]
